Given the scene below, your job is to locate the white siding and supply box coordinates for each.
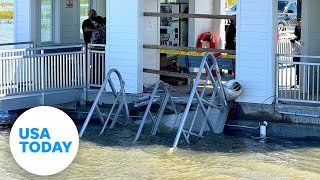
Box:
[143,0,160,85]
[236,0,277,104]
[106,0,143,93]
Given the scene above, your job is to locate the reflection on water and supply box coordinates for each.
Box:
[0,22,14,50]
[1,123,320,179]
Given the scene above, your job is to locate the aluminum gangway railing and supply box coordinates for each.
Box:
[133,80,179,142]
[173,52,230,148]
[79,68,131,138]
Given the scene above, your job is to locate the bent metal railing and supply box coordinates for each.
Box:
[277,54,320,104]
[0,45,86,97]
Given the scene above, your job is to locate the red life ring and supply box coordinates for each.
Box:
[197,32,215,48]
[198,32,222,75]
[197,32,221,57]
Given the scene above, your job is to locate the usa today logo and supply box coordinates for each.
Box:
[10,106,79,176]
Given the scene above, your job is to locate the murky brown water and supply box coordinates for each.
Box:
[1,123,320,179]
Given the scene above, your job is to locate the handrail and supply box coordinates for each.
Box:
[0,44,86,53]
[0,48,30,53]
[27,44,85,51]
[277,54,320,58]
[0,51,85,60]
[0,41,34,47]
[279,61,320,66]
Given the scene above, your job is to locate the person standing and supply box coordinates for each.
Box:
[90,16,106,44]
[225,19,236,51]
[225,18,236,74]
[291,19,301,88]
[291,39,301,87]
[82,9,97,44]
[294,18,301,41]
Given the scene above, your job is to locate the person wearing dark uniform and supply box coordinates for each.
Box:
[291,19,301,88]
[225,19,236,74]
[82,9,97,44]
[294,18,301,41]
[225,19,236,51]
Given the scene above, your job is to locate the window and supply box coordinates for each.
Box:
[80,0,90,40]
[287,2,297,13]
[40,0,53,42]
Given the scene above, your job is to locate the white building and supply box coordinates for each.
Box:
[2,0,320,109]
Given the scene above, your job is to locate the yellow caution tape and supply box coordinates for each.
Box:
[160,49,205,56]
[221,54,236,58]
[160,49,236,58]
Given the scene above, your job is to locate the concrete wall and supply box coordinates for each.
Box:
[143,0,160,86]
[106,0,143,93]
[236,0,277,104]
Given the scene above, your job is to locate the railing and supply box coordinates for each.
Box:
[87,44,106,88]
[277,54,320,104]
[0,41,36,58]
[0,41,34,48]
[0,48,36,58]
[277,34,295,62]
[0,41,35,51]
[0,45,86,96]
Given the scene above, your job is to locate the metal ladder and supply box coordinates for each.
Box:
[173,52,230,148]
[134,81,179,141]
[79,68,131,138]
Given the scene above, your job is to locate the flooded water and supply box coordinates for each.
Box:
[0,122,320,179]
[0,0,14,49]
[0,22,14,50]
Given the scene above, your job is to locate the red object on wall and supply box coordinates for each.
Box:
[197,32,222,76]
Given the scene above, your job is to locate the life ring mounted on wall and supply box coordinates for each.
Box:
[198,32,222,75]
[197,32,216,49]
[197,32,221,57]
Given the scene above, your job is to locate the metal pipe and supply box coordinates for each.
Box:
[225,124,260,130]
[278,111,320,118]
